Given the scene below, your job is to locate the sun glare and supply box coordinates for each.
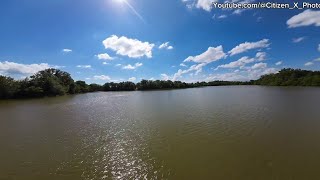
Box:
[115,0,125,3]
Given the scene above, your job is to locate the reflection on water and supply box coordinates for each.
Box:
[1,86,320,179]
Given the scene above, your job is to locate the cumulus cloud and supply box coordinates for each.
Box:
[161,74,170,80]
[102,35,155,58]
[62,49,72,53]
[207,66,278,82]
[215,51,267,70]
[275,61,283,66]
[0,61,61,76]
[292,37,305,43]
[196,0,217,11]
[215,56,255,70]
[206,72,247,81]
[247,67,278,80]
[305,62,314,66]
[172,45,226,81]
[255,52,267,61]
[180,63,187,67]
[218,15,227,19]
[76,65,92,69]
[304,57,320,66]
[94,75,111,81]
[128,77,136,81]
[251,62,267,69]
[182,0,217,11]
[184,46,226,63]
[287,10,320,28]
[159,42,174,50]
[122,62,143,70]
[173,63,207,80]
[96,53,114,60]
[229,39,270,56]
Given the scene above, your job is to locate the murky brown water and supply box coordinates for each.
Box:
[1,86,320,179]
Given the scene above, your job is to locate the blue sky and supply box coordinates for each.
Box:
[0,0,320,83]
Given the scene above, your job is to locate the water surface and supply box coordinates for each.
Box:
[1,86,320,179]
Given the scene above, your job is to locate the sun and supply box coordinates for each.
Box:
[114,0,125,3]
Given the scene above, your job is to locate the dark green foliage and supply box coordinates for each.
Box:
[75,81,90,93]
[254,68,320,86]
[103,81,136,91]
[135,80,248,90]
[89,84,103,92]
[28,69,74,96]
[0,76,19,99]
[0,69,101,99]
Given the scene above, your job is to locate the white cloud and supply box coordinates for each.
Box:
[180,63,187,67]
[128,77,136,81]
[255,52,267,61]
[62,49,72,53]
[0,61,61,76]
[206,66,278,81]
[218,15,227,19]
[122,62,143,70]
[196,0,217,11]
[292,37,305,43]
[159,42,174,50]
[161,74,170,80]
[251,62,267,70]
[215,56,255,70]
[115,64,122,67]
[305,58,320,66]
[102,62,109,65]
[173,63,207,81]
[229,39,270,56]
[184,46,226,63]
[76,65,92,69]
[102,35,154,58]
[172,45,227,81]
[94,75,111,81]
[287,10,320,28]
[275,61,283,66]
[206,72,247,81]
[182,0,217,11]
[159,42,169,49]
[318,44,320,52]
[305,62,314,66]
[96,53,114,60]
[247,67,278,80]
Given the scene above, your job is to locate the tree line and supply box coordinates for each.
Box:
[1,68,320,99]
[254,68,320,86]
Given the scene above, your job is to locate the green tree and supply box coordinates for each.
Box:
[0,76,19,99]
[29,69,74,96]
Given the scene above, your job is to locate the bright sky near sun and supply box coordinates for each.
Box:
[0,0,320,83]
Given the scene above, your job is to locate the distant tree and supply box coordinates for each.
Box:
[254,68,320,86]
[75,81,90,93]
[1,68,319,100]
[0,76,19,99]
[29,69,74,96]
[89,84,103,92]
